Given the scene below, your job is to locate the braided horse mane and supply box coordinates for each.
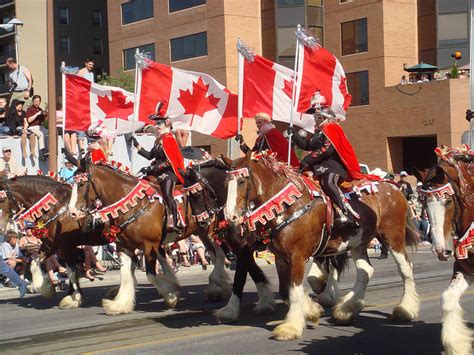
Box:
[251,151,305,191]
[435,145,474,203]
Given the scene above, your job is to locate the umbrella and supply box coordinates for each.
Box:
[180,146,205,160]
[404,62,439,73]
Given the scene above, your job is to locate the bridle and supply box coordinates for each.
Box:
[74,171,103,215]
[184,172,222,225]
[419,165,464,240]
[226,167,255,218]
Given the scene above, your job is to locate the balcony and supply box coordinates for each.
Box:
[0,0,15,7]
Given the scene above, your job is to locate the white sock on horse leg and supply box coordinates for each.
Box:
[102,253,135,315]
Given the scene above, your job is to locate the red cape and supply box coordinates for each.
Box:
[91,148,107,164]
[162,132,185,183]
[321,123,380,181]
[259,128,299,168]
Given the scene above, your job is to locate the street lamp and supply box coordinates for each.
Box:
[7,18,24,62]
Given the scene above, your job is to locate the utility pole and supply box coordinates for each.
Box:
[47,0,57,171]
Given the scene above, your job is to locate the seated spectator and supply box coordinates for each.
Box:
[58,161,77,182]
[189,235,209,270]
[0,97,10,135]
[22,94,48,160]
[0,230,26,278]
[6,99,26,136]
[433,71,441,80]
[88,120,115,158]
[0,258,28,297]
[0,146,26,179]
[80,245,107,281]
[177,239,191,267]
[399,75,408,85]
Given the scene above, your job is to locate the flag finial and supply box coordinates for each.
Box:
[236,38,255,62]
[296,27,320,51]
[135,51,151,70]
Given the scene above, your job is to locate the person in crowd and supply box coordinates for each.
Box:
[0,146,26,179]
[291,92,369,228]
[398,171,413,200]
[0,97,10,135]
[22,95,48,160]
[0,230,26,278]
[189,235,209,270]
[0,258,28,297]
[78,58,95,83]
[5,57,33,106]
[177,239,191,267]
[6,99,26,136]
[82,245,107,281]
[128,101,185,233]
[19,224,67,286]
[88,120,115,158]
[58,161,77,182]
[56,102,63,137]
[413,182,431,244]
[236,112,299,168]
[399,75,408,85]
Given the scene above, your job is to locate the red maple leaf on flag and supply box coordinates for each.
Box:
[283,77,293,99]
[96,91,134,121]
[177,76,220,126]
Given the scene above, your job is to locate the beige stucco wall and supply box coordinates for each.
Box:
[16,0,48,107]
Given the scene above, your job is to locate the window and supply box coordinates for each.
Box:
[92,10,102,26]
[58,7,69,25]
[277,0,304,7]
[307,0,323,5]
[60,36,70,53]
[123,43,155,70]
[307,6,323,26]
[346,71,369,106]
[170,32,207,61]
[341,18,367,55]
[93,39,103,55]
[121,0,153,25]
[277,27,297,57]
[169,0,205,13]
[276,7,305,27]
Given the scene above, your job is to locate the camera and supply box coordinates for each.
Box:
[0,108,4,114]
[7,80,17,94]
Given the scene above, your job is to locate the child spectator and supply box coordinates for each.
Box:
[6,99,26,136]
[0,230,26,278]
[0,97,10,134]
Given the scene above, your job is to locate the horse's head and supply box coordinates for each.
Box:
[415,165,459,261]
[183,168,216,227]
[225,153,263,226]
[68,160,103,220]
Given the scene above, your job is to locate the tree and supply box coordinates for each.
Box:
[97,67,134,92]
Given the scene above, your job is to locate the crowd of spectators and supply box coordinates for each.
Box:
[399,69,469,85]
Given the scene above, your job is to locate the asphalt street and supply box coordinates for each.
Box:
[0,246,472,355]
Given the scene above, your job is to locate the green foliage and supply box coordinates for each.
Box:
[97,67,135,92]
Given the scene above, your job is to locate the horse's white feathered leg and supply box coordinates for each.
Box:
[333,246,373,324]
[441,272,472,355]
[102,253,136,315]
[390,250,419,322]
[59,266,82,309]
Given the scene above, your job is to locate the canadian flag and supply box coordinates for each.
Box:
[139,60,238,139]
[241,54,314,131]
[296,45,351,120]
[64,74,139,135]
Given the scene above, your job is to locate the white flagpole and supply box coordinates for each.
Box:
[131,48,142,173]
[236,38,244,159]
[61,61,66,168]
[287,24,302,165]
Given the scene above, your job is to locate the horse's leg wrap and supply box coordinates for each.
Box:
[440,271,472,355]
[59,265,83,309]
[315,260,340,308]
[102,252,136,315]
[333,246,372,324]
[390,250,419,322]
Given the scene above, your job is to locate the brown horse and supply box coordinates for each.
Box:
[415,148,473,355]
[225,153,419,340]
[0,176,113,306]
[68,161,231,315]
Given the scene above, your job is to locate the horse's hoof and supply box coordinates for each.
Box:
[164,294,179,309]
[214,306,239,323]
[315,293,337,308]
[272,323,302,341]
[59,295,81,310]
[391,306,415,323]
[306,300,323,323]
[102,298,134,315]
[253,302,275,315]
[332,305,358,325]
[307,276,327,295]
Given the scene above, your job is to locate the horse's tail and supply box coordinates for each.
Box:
[315,253,349,278]
[405,208,421,247]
